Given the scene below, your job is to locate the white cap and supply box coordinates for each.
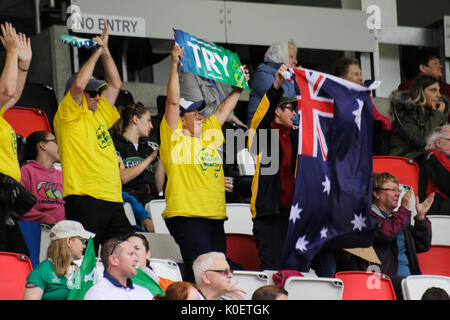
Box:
[49,220,95,241]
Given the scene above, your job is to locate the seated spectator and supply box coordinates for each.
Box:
[390,75,449,164]
[154,281,201,300]
[334,57,391,155]
[14,131,65,225]
[122,192,154,232]
[247,40,298,127]
[419,125,450,215]
[421,287,450,300]
[111,102,164,207]
[398,48,450,122]
[251,285,288,300]
[84,236,153,300]
[125,232,173,292]
[193,251,245,300]
[23,220,94,300]
[370,172,434,299]
[180,71,247,128]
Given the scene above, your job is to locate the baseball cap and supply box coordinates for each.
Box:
[179,97,206,116]
[277,95,298,109]
[49,220,96,241]
[64,73,108,95]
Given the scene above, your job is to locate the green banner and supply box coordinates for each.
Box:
[174,29,249,91]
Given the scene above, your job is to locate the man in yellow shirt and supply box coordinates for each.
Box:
[0,22,32,253]
[160,44,248,281]
[54,22,131,253]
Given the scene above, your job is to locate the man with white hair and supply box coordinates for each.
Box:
[193,252,245,300]
[247,40,298,127]
[418,125,450,215]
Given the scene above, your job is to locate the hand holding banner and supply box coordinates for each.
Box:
[174,29,250,92]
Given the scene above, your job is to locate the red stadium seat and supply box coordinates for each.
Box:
[226,233,261,271]
[373,156,419,195]
[0,252,33,300]
[335,271,397,300]
[3,106,51,137]
[417,245,450,277]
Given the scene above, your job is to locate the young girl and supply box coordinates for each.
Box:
[16,130,65,225]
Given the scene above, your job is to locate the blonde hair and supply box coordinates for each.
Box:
[372,172,399,202]
[47,238,74,277]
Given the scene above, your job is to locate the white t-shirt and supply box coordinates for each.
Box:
[84,272,153,300]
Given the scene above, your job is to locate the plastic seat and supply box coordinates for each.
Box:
[427,216,450,245]
[3,106,51,137]
[373,156,419,196]
[146,199,170,234]
[335,271,397,300]
[225,233,261,271]
[224,203,253,235]
[231,271,269,300]
[417,245,450,276]
[123,202,137,226]
[236,148,255,176]
[284,276,344,300]
[16,220,41,268]
[39,224,52,263]
[137,232,183,263]
[0,252,33,300]
[401,275,450,300]
[150,258,183,282]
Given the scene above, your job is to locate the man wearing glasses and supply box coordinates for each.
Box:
[54,22,132,254]
[193,252,245,300]
[84,237,153,300]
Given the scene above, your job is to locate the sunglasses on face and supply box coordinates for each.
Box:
[85,90,103,98]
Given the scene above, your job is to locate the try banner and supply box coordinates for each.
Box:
[174,29,250,91]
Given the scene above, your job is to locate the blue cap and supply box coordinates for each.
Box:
[179,98,206,116]
[64,73,108,94]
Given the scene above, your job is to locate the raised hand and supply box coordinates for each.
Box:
[17,32,32,69]
[274,64,289,89]
[0,22,20,52]
[416,192,434,220]
[171,43,184,65]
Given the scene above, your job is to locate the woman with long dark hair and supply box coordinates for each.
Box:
[390,75,449,163]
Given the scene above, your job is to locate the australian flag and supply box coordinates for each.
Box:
[282,68,379,270]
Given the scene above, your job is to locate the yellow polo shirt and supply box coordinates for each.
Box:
[0,106,20,182]
[53,91,122,202]
[160,115,226,220]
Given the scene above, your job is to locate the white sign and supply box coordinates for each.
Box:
[68,9,146,37]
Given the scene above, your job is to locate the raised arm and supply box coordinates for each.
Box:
[0,22,19,110]
[165,44,184,131]
[69,47,102,105]
[98,21,122,106]
[214,66,249,126]
[3,32,32,110]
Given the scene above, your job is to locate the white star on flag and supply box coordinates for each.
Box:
[322,176,330,195]
[295,235,309,252]
[320,227,328,239]
[352,99,363,130]
[351,213,367,231]
[289,203,302,224]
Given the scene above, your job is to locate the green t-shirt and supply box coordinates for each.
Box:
[26,259,78,300]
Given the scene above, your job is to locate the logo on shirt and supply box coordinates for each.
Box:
[196,147,222,177]
[11,131,17,156]
[37,181,63,201]
[96,125,113,149]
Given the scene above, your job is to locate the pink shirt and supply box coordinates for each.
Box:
[15,160,65,225]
